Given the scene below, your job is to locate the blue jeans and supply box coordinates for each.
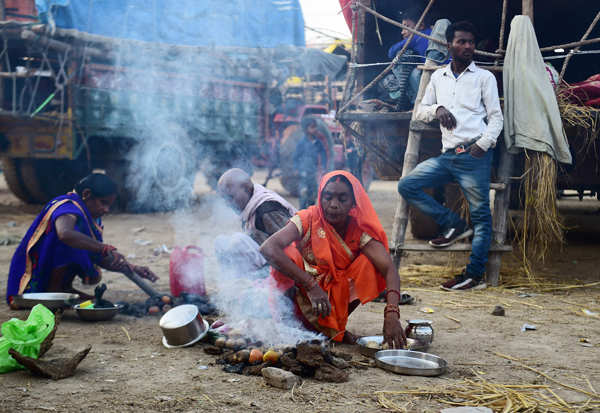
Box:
[397,150,493,277]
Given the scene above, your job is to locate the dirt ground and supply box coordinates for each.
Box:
[0,171,599,413]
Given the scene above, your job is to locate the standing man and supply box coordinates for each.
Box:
[293,117,328,209]
[397,21,504,291]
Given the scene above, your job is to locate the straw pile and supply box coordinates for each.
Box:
[375,374,600,412]
[557,86,600,155]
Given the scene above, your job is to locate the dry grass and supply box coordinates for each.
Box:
[557,86,600,155]
[513,151,565,280]
[374,374,600,412]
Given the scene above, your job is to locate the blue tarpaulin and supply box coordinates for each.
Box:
[34,0,305,47]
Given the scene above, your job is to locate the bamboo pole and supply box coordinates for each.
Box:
[339,1,359,108]
[559,11,600,82]
[539,37,600,52]
[522,0,534,25]
[337,0,436,115]
[390,57,436,265]
[497,0,508,54]
[487,141,514,286]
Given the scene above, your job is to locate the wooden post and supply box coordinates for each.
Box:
[390,58,436,267]
[487,141,514,286]
[522,0,534,25]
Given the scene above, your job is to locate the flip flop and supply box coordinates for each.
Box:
[372,290,415,305]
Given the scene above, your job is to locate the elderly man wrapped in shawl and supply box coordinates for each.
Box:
[216,168,296,278]
[6,173,157,308]
[261,171,406,347]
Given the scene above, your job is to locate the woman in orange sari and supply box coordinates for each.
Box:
[261,171,406,347]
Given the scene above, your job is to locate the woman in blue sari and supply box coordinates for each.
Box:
[6,173,157,308]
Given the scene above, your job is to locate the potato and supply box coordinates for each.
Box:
[214,337,227,348]
[161,304,172,312]
[161,295,171,304]
[249,348,263,364]
[148,305,160,314]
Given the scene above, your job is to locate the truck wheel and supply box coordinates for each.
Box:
[124,139,196,212]
[14,159,88,204]
[2,158,36,203]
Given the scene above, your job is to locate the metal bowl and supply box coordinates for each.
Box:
[73,303,122,321]
[375,349,447,376]
[12,293,79,309]
[159,304,208,348]
[357,335,428,358]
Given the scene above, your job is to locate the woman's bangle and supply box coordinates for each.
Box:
[386,289,402,303]
[101,244,117,257]
[384,304,400,317]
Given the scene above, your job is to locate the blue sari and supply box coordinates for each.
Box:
[6,193,103,303]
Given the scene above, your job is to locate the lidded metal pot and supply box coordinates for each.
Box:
[405,319,434,346]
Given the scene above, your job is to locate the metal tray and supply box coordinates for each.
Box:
[375,350,447,376]
[12,293,79,309]
[357,336,428,358]
[73,303,123,321]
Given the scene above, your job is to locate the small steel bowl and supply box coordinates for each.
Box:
[159,304,208,348]
[73,303,122,321]
[357,335,428,358]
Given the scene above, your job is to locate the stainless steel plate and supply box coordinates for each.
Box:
[357,336,428,358]
[374,350,447,376]
[12,293,79,309]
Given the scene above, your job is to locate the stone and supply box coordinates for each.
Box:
[261,367,300,390]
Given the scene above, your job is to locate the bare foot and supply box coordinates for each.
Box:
[342,331,359,344]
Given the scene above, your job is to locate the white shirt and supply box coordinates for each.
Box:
[416,62,504,152]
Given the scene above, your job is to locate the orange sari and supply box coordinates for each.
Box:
[271,170,388,341]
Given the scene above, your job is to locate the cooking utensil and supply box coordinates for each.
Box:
[73,303,123,321]
[374,350,447,376]
[357,335,428,358]
[405,319,434,345]
[159,304,208,348]
[121,266,162,298]
[11,293,79,310]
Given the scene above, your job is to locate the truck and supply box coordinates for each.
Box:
[0,0,346,210]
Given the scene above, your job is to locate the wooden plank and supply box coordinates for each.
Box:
[399,243,513,253]
[410,119,440,132]
[337,110,412,123]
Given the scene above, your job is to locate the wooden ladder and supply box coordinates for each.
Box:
[390,58,514,287]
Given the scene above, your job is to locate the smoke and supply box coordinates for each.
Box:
[169,195,323,347]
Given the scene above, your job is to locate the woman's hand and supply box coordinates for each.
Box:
[105,250,129,272]
[132,265,158,282]
[306,283,331,317]
[383,313,407,349]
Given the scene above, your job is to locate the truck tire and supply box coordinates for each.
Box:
[2,158,36,203]
[9,159,88,204]
[279,119,334,197]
